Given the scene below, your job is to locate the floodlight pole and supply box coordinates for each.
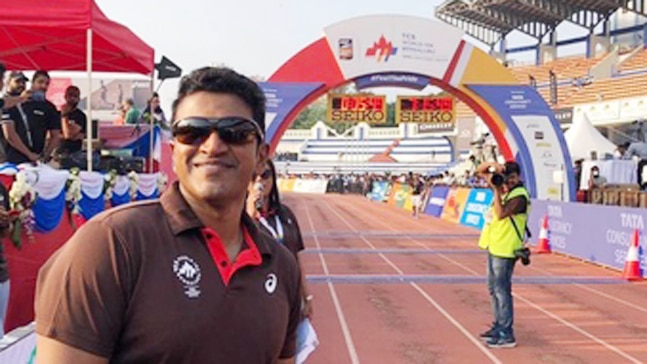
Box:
[86,28,93,172]
[149,70,155,173]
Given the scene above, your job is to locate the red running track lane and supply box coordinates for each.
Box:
[285,193,647,364]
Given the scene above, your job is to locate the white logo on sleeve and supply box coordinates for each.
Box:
[173,255,202,299]
[265,273,278,294]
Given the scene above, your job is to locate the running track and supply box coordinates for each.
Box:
[285,193,647,364]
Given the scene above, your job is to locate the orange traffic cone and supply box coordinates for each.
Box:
[622,229,643,281]
[536,215,551,254]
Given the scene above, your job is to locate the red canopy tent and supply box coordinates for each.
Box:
[0,0,154,73]
[0,0,156,334]
[0,0,155,171]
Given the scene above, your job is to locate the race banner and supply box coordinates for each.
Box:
[396,95,455,132]
[424,186,450,217]
[467,85,575,201]
[459,188,494,230]
[528,199,646,276]
[259,82,324,143]
[369,181,389,201]
[326,94,387,124]
[441,187,470,224]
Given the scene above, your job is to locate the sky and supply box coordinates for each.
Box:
[84,0,611,113]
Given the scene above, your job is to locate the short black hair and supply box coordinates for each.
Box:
[0,62,6,75]
[172,67,266,131]
[503,161,521,176]
[32,70,50,82]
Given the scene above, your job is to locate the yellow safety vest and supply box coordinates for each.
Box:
[478,186,531,258]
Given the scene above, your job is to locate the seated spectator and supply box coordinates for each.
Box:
[588,166,607,191]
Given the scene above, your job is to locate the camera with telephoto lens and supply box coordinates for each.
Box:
[514,247,531,266]
[487,166,505,187]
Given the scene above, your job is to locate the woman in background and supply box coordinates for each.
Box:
[141,92,168,130]
[247,159,313,318]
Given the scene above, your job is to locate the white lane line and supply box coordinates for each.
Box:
[513,294,644,364]
[529,265,647,315]
[355,195,647,315]
[322,199,503,364]
[302,198,360,364]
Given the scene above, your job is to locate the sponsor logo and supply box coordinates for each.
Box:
[173,255,202,299]
[265,273,278,294]
[338,38,353,60]
[365,35,398,62]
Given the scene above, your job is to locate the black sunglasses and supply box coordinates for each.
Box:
[172,117,264,145]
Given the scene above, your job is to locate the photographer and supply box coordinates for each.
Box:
[476,161,530,349]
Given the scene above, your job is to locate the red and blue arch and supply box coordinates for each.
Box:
[260,15,575,201]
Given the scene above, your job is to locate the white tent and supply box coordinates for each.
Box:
[564,112,617,160]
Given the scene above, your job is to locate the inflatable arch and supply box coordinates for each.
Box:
[260,15,575,201]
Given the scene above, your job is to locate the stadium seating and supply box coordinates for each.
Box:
[510,55,605,84]
[616,48,647,72]
[565,73,647,105]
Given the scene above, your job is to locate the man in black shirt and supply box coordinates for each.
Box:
[59,86,87,156]
[2,71,61,164]
[0,63,31,111]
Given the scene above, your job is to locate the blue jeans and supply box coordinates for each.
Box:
[0,280,9,337]
[487,254,516,338]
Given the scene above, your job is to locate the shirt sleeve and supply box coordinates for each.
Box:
[78,111,88,134]
[1,110,12,124]
[47,102,62,131]
[35,219,133,358]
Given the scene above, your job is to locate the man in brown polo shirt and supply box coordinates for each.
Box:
[34,67,302,363]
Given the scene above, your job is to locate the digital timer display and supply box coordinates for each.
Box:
[395,96,455,131]
[327,94,387,123]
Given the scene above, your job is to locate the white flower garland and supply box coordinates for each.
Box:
[9,172,37,211]
[128,171,139,199]
[8,171,38,247]
[103,170,118,201]
[65,168,82,214]
[157,172,168,194]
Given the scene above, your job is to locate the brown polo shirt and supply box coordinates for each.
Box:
[35,182,302,363]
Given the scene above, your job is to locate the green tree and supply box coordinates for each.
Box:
[290,102,327,129]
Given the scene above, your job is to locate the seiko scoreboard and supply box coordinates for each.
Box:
[395,96,456,131]
[326,94,387,124]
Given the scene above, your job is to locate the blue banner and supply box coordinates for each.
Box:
[369,181,389,201]
[111,192,131,207]
[528,200,646,276]
[125,126,161,159]
[259,82,325,143]
[459,189,493,230]
[424,186,450,217]
[354,72,429,90]
[32,191,66,233]
[79,191,106,221]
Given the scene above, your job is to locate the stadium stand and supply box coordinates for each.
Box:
[616,48,647,73]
